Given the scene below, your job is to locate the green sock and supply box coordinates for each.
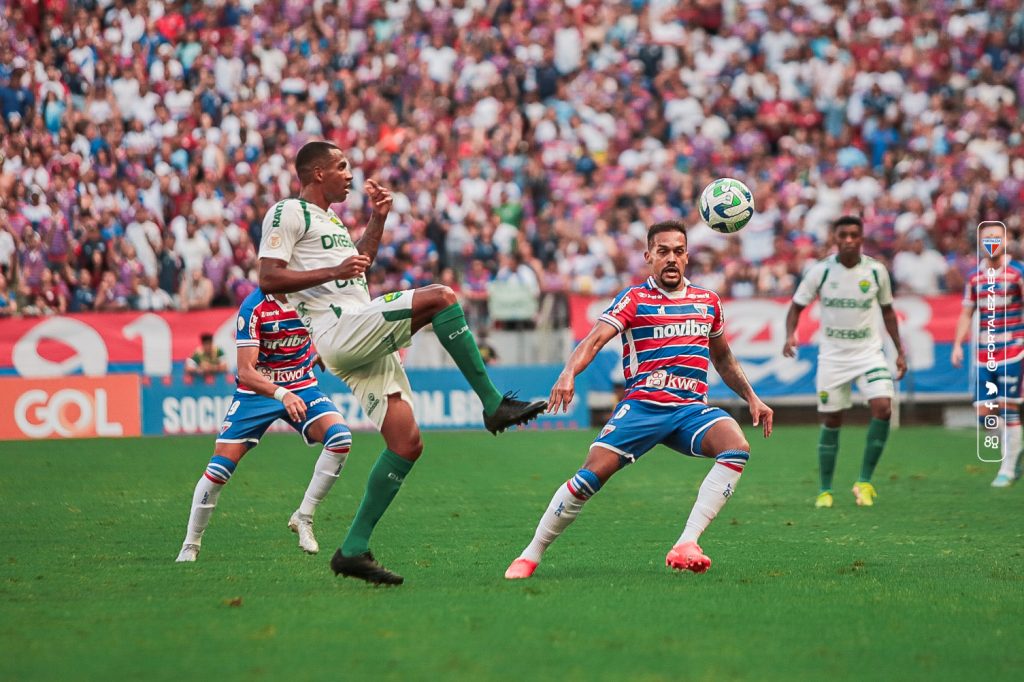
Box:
[431,303,503,414]
[341,449,414,556]
[859,418,890,483]
[818,426,840,492]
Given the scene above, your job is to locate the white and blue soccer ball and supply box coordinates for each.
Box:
[699,178,755,234]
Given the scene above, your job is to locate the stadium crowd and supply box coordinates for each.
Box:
[0,0,1021,327]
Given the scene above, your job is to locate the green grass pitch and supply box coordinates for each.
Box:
[1,426,1022,681]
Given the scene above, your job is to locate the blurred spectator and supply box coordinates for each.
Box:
[0,272,17,317]
[179,269,214,312]
[893,231,950,295]
[0,223,16,278]
[185,332,227,380]
[68,269,96,313]
[94,271,128,312]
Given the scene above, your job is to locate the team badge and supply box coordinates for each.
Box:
[818,391,829,405]
[267,231,282,249]
[694,303,709,318]
[982,237,1001,257]
[383,292,403,303]
[600,424,616,438]
[237,315,245,331]
[220,421,232,434]
[858,279,870,293]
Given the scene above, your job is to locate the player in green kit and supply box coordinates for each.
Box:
[782,216,907,508]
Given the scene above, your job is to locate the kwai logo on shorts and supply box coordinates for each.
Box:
[819,391,829,404]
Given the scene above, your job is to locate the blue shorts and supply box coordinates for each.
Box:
[217,386,341,446]
[592,400,733,462]
[976,359,1023,405]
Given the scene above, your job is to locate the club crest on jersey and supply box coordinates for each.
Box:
[982,237,1001,257]
[858,279,870,293]
[267,231,282,249]
[694,303,709,318]
[237,315,245,331]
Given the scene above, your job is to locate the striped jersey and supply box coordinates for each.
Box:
[235,288,318,393]
[599,276,724,405]
[963,258,1024,364]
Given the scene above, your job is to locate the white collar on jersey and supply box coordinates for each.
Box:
[646,275,691,299]
[266,293,295,311]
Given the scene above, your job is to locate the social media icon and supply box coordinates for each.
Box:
[986,381,998,396]
[984,415,1000,429]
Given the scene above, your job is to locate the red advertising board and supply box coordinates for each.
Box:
[0,309,237,377]
[0,376,142,440]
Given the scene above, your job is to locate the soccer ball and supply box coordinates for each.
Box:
[699,178,755,234]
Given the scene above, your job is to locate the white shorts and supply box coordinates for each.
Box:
[816,352,894,413]
[329,352,414,430]
[312,291,415,371]
[312,291,416,429]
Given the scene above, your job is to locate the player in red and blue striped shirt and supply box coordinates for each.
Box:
[505,221,774,579]
[952,221,1024,486]
[176,288,352,562]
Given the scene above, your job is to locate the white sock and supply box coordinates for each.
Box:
[183,476,225,546]
[998,424,1022,478]
[519,484,587,563]
[298,449,347,516]
[677,463,743,545]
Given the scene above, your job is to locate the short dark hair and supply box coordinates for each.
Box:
[200,333,214,343]
[832,215,863,233]
[647,220,687,248]
[295,141,341,185]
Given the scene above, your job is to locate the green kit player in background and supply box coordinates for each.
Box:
[782,216,907,508]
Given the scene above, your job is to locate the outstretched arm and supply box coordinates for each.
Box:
[782,302,805,357]
[258,255,370,295]
[880,304,907,379]
[950,303,975,368]
[710,334,773,438]
[548,321,619,414]
[236,346,307,421]
[354,179,392,262]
